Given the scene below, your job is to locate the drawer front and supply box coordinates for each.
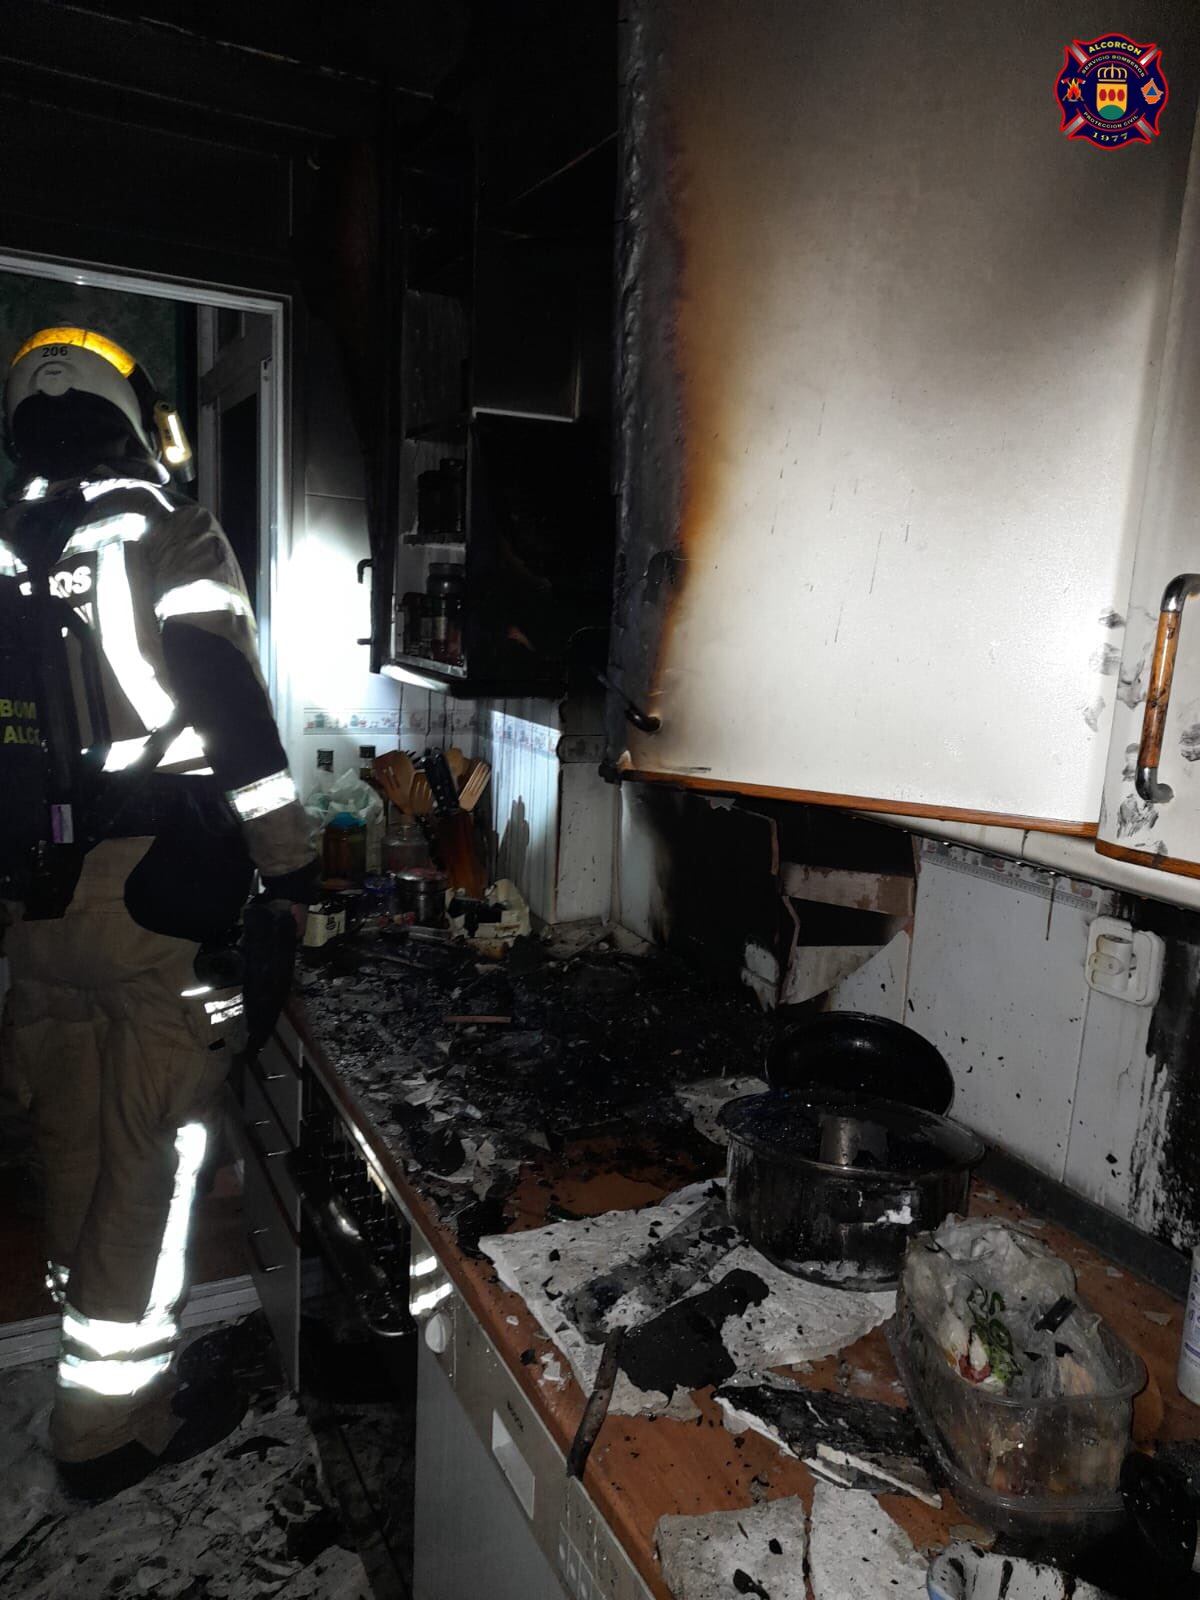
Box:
[252,1032,303,1145]
[242,1072,301,1234]
[242,1144,300,1387]
[456,1306,567,1567]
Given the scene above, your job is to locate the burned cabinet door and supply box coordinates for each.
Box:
[1098,149,1200,881]
[607,0,1200,832]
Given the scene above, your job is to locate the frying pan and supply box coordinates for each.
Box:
[767,1011,954,1116]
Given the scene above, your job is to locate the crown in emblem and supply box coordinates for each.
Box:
[1096,62,1128,81]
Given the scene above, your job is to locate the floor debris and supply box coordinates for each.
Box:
[655,1495,807,1600]
[0,1325,370,1599]
[481,1181,894,1415]
[807,1481,927,1598]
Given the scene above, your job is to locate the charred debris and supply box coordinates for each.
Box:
[297,932,769,1253]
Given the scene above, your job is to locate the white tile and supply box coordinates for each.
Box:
[905,854,1091,1178]
[1065,987,1169,1232]
[828,928,911,1022]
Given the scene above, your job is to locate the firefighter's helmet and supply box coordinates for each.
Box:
[4,327,192,481]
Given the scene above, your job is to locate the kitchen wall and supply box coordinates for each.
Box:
[891,842,1200,1256]
[277,317,401,787]
[613,788,1200,1260]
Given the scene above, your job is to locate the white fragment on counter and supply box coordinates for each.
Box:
[540,1353,568,1388]
[1105,1267,1123,1279]
[655,1495,807,1600]
[804,1446,941,1509]
[808,1482,927,1599]
[480,1182,894,1417]
[1143,1310,1172,1327]
[506,1315,520,1326]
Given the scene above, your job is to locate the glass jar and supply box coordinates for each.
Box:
[383,817,431,874]
[322,813,367,883]
[427,562,465,665]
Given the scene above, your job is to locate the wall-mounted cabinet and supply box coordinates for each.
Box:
[606,0,1200,850]
[377,14,617,699]
[1098,152,1200,883]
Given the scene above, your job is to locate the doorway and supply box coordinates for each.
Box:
[0,250,287,1333]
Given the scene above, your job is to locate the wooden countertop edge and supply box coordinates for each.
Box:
[286,998,679,1598]
[286,999,1196,1599]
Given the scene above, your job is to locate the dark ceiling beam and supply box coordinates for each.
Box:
[0,1,438,144]
[60,0,467,89]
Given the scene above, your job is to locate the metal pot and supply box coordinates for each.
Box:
[394,866,449,927]
[767,1011,954,1115]
[719,1089,985,1291]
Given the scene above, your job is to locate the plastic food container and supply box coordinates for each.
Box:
[892,1289,1144,1547]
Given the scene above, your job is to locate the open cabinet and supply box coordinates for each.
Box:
[379,11,617,700]
[605,0,1200,836]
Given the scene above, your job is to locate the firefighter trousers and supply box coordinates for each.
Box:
[1,838,232,1463]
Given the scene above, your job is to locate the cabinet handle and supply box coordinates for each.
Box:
[248,1227,283,1275]
[1136,574,1200,804]
[247,1119,290,1162]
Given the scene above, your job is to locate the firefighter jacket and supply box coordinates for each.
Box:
[0,468,317,924]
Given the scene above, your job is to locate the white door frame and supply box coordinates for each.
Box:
[0,247,288,703]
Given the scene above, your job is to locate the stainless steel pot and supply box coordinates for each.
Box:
[719,1089,985,1291]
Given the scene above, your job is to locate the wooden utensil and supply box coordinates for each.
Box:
[373,751,416,813]
[458,759,492,812]
[433,810,488,896]
[409,772,435,816]
[445,746,469,787]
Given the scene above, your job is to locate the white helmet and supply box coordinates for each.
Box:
[5,327,191,478]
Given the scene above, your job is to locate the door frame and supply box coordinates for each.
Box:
[0,247,289,702]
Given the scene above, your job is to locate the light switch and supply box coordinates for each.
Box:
[1085,917,1164,1006]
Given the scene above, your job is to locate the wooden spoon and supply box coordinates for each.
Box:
[458,759,492,813]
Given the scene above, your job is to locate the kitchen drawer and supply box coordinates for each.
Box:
[242,1072,301,1234]
[250,1032,303,1145]
[242,1143,300,1387]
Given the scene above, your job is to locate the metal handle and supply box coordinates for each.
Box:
[357,557,373,646]
[248,1050,294,1090]
[1136,574,1200,803]
[248,1227,283,1275]
[246,1119,289,1162]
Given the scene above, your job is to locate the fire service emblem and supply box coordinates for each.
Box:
[1055,34,1168,148]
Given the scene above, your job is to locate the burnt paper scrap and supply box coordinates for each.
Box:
[655,1495,807,1600]
[808,1482,927,1599]
[715,1379,940,1506]
[481,1181,894,1416]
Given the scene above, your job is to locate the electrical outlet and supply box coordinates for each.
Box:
[1085,917,1164,1006]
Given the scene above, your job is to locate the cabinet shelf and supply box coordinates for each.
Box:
[406,415,468,443]
[382,653,470,693]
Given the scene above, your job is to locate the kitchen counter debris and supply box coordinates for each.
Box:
[480,1179,894,1417]
[291,932,1200,1600]
[296,930,767,1256]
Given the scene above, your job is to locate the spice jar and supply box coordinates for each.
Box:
[322,812,367,883]
[383,817,431,874]
[426,562,465,665]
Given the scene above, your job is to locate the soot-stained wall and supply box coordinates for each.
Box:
[617,794,1200,1260]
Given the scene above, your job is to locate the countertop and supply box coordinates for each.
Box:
[287,934,1199,1600]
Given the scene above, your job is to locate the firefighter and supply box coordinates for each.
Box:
[0,328,318,1498]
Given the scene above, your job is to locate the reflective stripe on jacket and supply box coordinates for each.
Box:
[0,474,314,892]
